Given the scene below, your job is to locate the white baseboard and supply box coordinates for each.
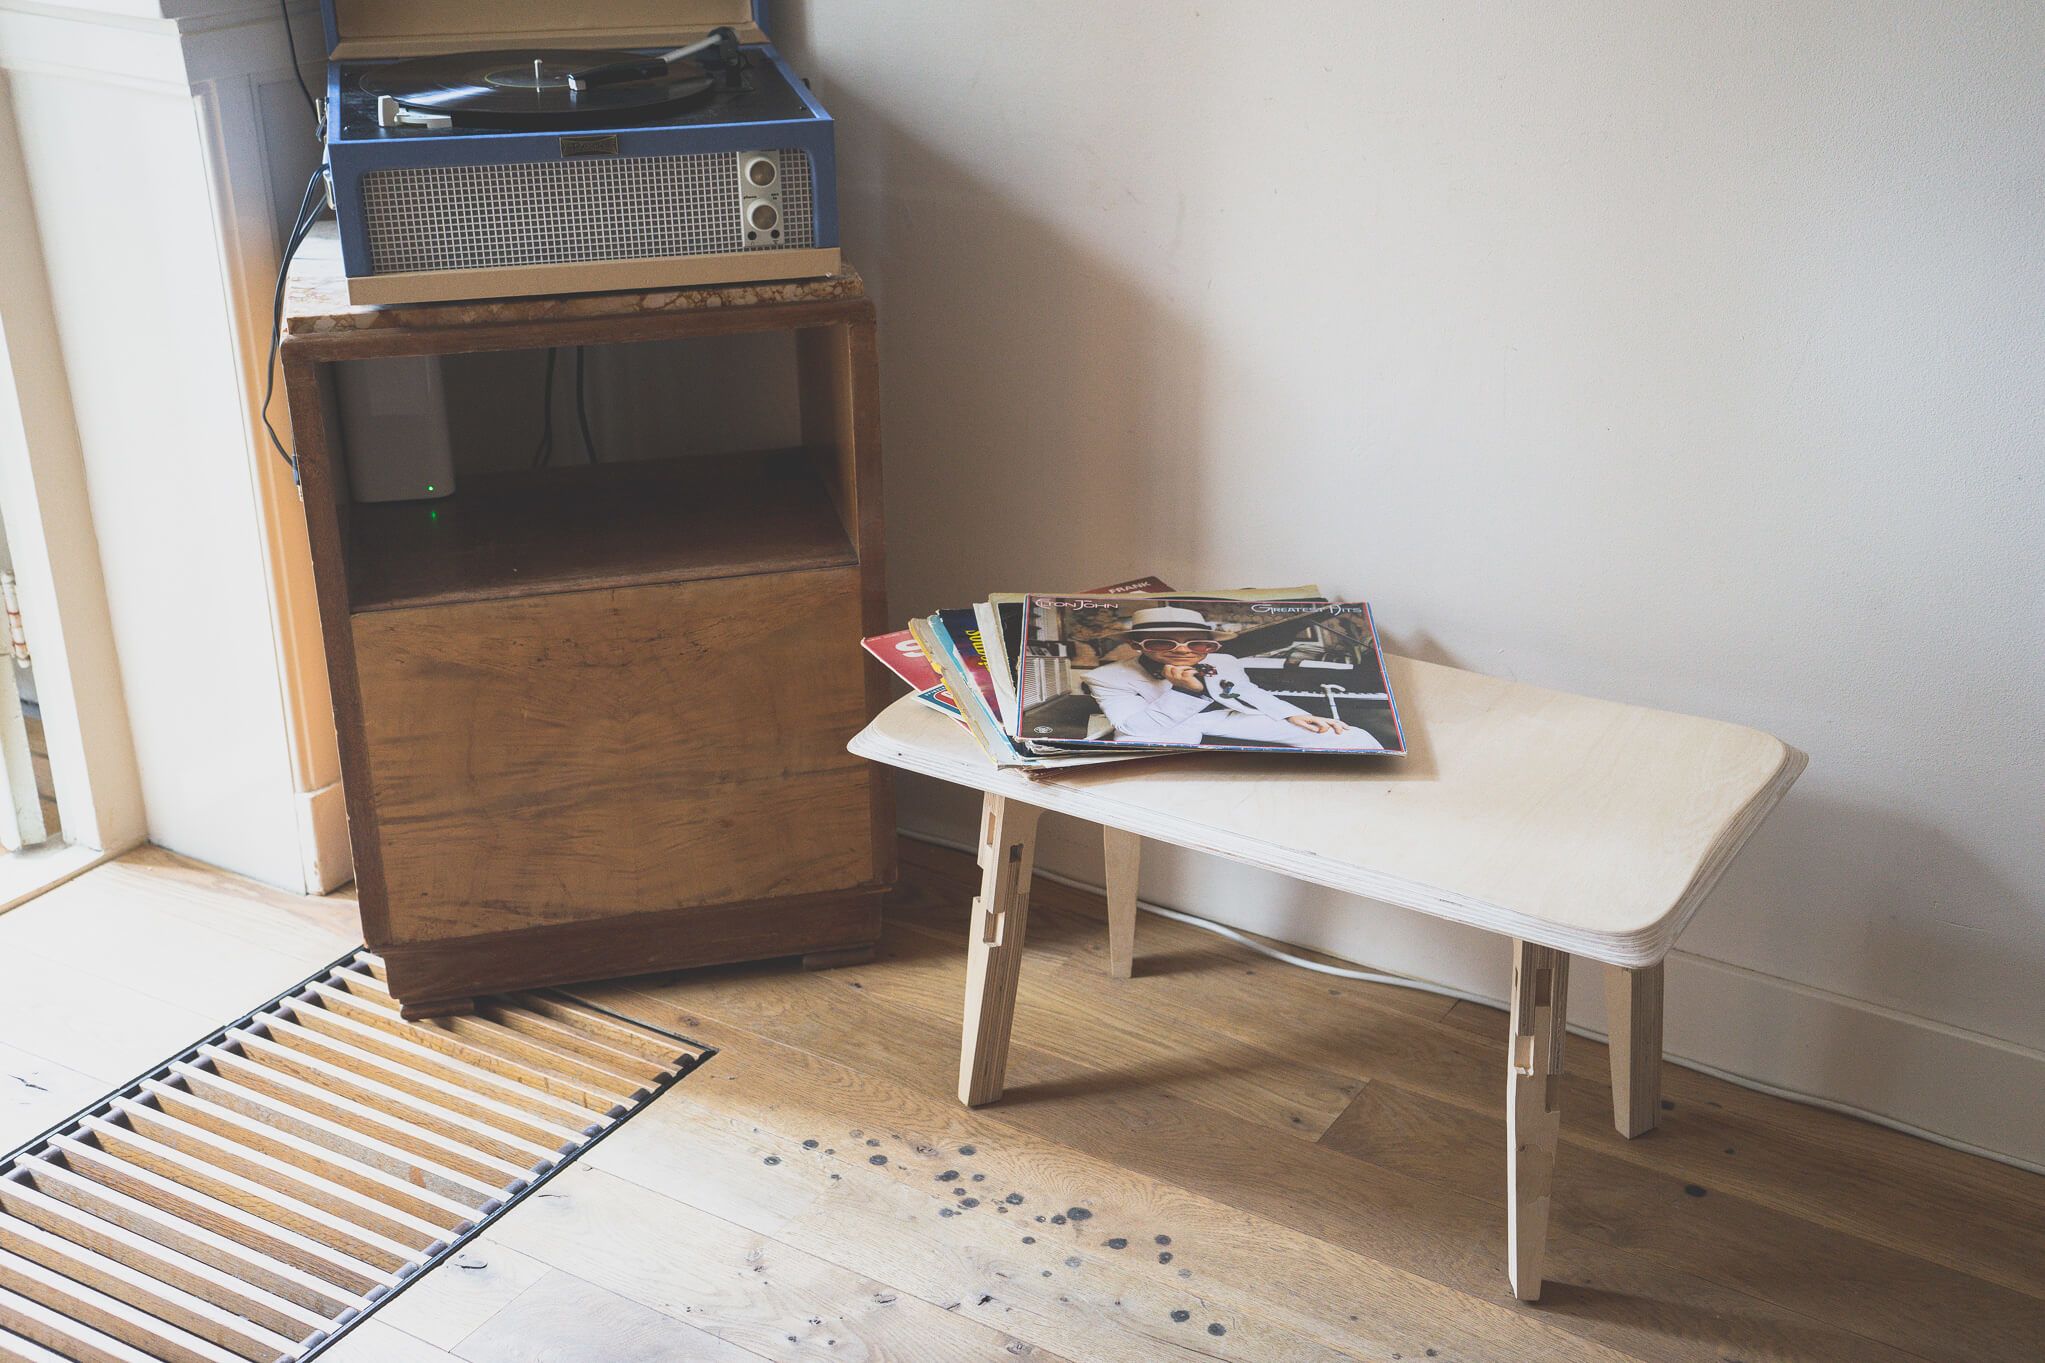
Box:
[295,780,353,895]
[1654,951,2045,1172]
[897,795,2045,1172]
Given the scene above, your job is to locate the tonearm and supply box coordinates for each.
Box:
[568,26,743,91]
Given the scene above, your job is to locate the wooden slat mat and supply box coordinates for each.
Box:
[0,950,708,1362]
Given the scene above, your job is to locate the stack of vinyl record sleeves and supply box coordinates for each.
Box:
[863,578,1407,775]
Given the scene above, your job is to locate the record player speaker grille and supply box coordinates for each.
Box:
[358,148,815,276]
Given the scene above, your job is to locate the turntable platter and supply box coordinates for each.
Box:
[362,49,719,129]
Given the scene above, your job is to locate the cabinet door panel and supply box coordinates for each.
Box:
[352,566,879,943]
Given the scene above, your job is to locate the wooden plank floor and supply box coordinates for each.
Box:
[0,848,361,1152]
[5,843,2041,1363]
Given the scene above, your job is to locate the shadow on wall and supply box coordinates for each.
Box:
[795,84,1217,611]
[831,60,2045,1066]
[1694,787,2035,1041]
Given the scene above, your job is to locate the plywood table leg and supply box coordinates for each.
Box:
[1102,826,1141,980]
[958,794,1042,1107]
[1507,939,1568,1303]
[1603,961,1664,1138]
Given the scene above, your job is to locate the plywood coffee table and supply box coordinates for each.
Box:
[848,653,1805,1301]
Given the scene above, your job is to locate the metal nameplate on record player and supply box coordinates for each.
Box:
[318,0,841,305]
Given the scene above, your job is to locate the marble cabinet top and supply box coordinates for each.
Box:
[283,222,866,336]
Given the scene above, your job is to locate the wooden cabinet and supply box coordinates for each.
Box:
[280,227,893,1016]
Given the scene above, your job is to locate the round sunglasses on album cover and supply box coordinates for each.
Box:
[1138,638,1221,654]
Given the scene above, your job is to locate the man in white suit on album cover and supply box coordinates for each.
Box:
[1081,606,1384,751]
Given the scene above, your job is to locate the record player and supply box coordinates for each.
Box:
[320,1,839,305]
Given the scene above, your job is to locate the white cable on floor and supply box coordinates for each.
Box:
[1137,900,1497,1007]
[900,828,2044,1177]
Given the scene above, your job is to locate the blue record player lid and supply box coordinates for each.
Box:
[320,1,770,61]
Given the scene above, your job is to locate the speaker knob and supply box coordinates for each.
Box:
[748,200,779,232]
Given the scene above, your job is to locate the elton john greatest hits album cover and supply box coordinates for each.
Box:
[1016,596,1406,755]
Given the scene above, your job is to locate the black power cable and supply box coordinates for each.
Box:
[277,0,322,133]
[260,166,328,484]
[574,346,602,463]
[531,349,558,469]
[275,0,324,134]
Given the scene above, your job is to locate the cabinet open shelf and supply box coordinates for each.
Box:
[344,447,857,613]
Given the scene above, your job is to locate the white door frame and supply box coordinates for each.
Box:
[0,0,354,899]
[0,72,147,888]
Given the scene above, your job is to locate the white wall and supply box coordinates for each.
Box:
[776,2,2045,1163]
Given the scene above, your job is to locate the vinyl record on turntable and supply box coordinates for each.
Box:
[362,49,718,129]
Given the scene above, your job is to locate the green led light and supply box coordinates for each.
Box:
[425,484,436,492]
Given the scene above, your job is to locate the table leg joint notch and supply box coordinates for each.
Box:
[1506,939,1569,1303]
[958,796,1043,1107]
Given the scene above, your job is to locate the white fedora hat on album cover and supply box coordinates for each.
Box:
[1118,606,1221,636]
